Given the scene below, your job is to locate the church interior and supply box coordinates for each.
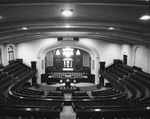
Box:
[0,0,150,119]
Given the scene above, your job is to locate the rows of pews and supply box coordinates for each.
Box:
[79,62,150,119]
[71,62,150,119]
[0,61,31,96]
[0,61,150,119]
[0,61,63,119]
[11,86,124,101]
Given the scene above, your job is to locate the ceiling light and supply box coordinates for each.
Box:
[61,9,73,17]
[0,16,2,19]
[139,15,150,20]
[139,1,150,20]
[65,25,70,28]
[108,27,114,30]
[22,27,28,30]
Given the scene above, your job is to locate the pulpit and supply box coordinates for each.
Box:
[57,78,79,93]
[65,79,71,88]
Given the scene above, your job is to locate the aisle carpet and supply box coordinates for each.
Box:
[60,106,76,119]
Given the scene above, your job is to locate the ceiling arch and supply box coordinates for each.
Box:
[0,0,149,45]
[37,40,100,83]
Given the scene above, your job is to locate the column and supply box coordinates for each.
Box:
[99,62,105,86]
[31,61,37,86]
[31,61,37,70]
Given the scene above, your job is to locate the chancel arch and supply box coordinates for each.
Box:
[37,40,100,84]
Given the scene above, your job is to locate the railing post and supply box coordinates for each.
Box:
[16,58,23,63]
[99,62,105,86]
[31,61,37,86]
[31,61,36,70]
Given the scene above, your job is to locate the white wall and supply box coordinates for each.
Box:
[15,38,122,68]
[0,45,6,65]
[15,38,57,66]
[132,45,150,73]
[0,44,16,66]
[148,47,150,73]
[120,44,132,66]
[80,38,121,66]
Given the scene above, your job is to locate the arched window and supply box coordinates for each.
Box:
[8,45,14,62]
[55,49,61,55]
[76,49,81,55]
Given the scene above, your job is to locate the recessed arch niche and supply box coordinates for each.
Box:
[45,47,89,70]
[37,40,100,84]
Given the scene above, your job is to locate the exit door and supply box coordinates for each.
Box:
[123,55,127,65]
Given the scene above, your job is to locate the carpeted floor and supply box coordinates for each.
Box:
[60,106,76,119]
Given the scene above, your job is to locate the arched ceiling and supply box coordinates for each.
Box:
[0,0,150,45]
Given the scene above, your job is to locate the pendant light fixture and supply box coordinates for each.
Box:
[61,9,73,17]
[139,0,150,20]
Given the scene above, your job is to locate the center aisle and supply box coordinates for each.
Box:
[60,106,76,119]
[60,93,76,119]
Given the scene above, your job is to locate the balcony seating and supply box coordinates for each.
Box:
[0,61,34,96]
[0,75,12,86]
[124,77,147,100]
[120,79,137,100]
[2,63,20,72]
[109,68,124,78]
[0,73,15,96]
[113,66,129,76]
[7,65,23,75]
[131,73,150,90]
[106,70,120,80]
[0,73,7,79]
[101,71,127,93]
[3,63,30,80]
[135,71,150,81]
[117,64,134,73]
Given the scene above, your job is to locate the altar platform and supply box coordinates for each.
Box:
[37,82,98,91]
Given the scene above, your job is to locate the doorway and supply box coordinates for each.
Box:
[123,55,127,65]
